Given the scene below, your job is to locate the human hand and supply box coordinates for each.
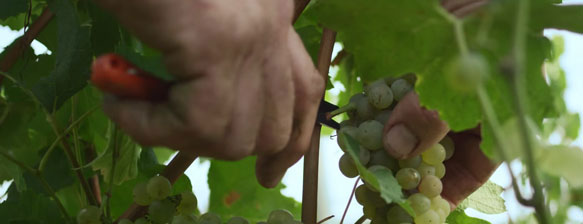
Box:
[94,0,325,188]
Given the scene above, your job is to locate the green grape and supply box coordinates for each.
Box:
[148,200,176,224]
[178,192,198,215]
[337,126,360,152]
[135,218,149,224]
[134,182,153,206]
[199,213,221,224]
[374,110,392,125]
[386,205,413,224]
[172,215,198,224]
[363,204,376,219]
[390,79,413,101]
[434,163,446,179]
[416,162,436,178]
[408,193,431,215]
[358,120,384,150]
[339,119,356,128]
[119,219,134,224]
[445,53,489,92]
[421,144,446,165]
[267,209,294,224]
[365,80,394,109]
[359,146,371,165]
[77,206,102,224]
[354,184,386,207]
[339,153,359,178]
[226,216,249,224]
[440,136,455,160]
[147,176,172,200]
[368,150,398,171]
[356,94,377,120]
[398,155,421,169]
[395,168,421,190]
[371,206,389,224]
[431,196,451,218]
[413,210,440,224]
[418,175,442,198]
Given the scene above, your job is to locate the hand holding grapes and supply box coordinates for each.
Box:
[93,0,324,188]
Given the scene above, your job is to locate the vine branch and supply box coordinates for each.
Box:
[0,8,54,84]
[340,178,359,224]
[293,0,311,23]
[302,28,336,224]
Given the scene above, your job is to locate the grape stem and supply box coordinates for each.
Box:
[0,150,72,223]
[512,0,550,222]
[340,178,360,224]
[104,127,121,219]
[317,215,335,224]
[327,103,356,119]
[302,28,336,224]
[354,216,366,224]
[436,5,469,56]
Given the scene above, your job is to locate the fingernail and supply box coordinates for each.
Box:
[384,124,418,159]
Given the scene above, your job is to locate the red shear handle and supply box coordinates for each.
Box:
[91,54,170,101]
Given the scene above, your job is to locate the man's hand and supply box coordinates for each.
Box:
[95,0,324,188]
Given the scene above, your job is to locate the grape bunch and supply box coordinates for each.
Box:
[333,76,456,224]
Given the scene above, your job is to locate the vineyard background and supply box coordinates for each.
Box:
[1,0,583,223]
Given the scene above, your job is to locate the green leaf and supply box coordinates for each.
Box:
[36,19,58,52]
[208,157,301,222]
[534,4,583,34]
[88,1,121,56]
[32,0,92,111]
[0,0,28,20]
[537,146,583,188]
[0,184,69,223]
[458,181,506,214]
[24,148,76,195]
[92,132,141,185]
[338,132,413,215]
[446,209,491,224]
[115,44,174,81]
[312,0,452,81]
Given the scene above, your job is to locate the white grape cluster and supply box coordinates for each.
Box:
[334,76,456,224]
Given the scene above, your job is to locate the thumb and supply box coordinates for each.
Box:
[382,92,449,159]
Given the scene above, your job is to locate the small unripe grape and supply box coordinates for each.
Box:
[371,206,389,224]
[226,216,249,224]
[398,155,421,169]
[396,168,421,190]
[445,53,489,92]
[118,219,133,224]
[374,110,392,125]
[339,153,359,178]
[359,146,371,165]
[172,215,198,224]
[386,205,413,224]
[135,218,149,224]
[339,119,356,128]
[147,176,172,200]
[434,163,446,179]
[337,126,360,152]
[354,184,385,207]
[440,136,455,160]
[178,192,198,215]
[390,79,413,101]
[365,80,394,109]
[421,144,446,165]
[418,175,442,198]
[416,162,436,178]
[133,182,153,206]
[413,210,440,224]
[356,95,377,120]
[267,209,294,224]
[148,200,176,224]
[363,205,376,219]
[368,150,398,171]
[358,120,384,150]
[199,213,221,224]
[408,193,431,215]
[77,206,102,224]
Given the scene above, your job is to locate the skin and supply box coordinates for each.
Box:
[95,0,496,207]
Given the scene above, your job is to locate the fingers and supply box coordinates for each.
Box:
[382,92,450,159]
[441,129,498,206]
[255,29,324,188]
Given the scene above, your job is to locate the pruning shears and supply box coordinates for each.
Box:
[91,54,341,130]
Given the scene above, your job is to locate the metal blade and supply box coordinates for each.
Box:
[316,100,340,130]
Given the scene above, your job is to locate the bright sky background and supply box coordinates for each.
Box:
[1,1,582,223]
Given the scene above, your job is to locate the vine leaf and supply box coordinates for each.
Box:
[338,132,414,215]
[0,0,28,20]
[537,146,583,188]
[458,181,506,215]
[446,208,491,224]
[92,132,141,185]
[208,157,301,222]
[0,185,68,223]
